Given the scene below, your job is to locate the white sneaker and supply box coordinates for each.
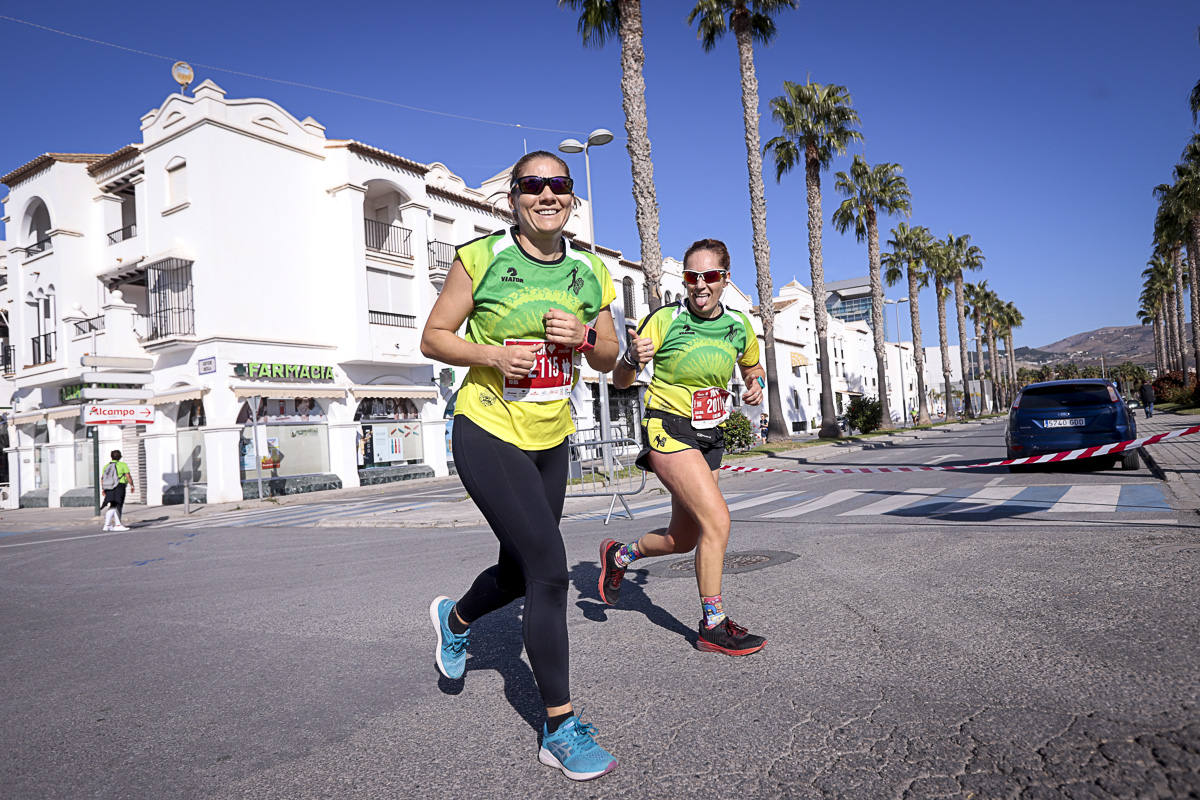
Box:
[102,525,112,532]
[111,525,130,531]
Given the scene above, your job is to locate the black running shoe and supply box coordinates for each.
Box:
[696,618,766,656]
[598,539,626,606]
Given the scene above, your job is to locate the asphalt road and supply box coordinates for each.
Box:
[1,421,1197,799]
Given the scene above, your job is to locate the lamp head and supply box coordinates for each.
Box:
[558,138,584,154]
[586,128,614,147]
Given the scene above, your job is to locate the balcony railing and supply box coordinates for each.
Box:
[1,345,14,375]
[23,238,51,258]
[107,224,137,244]
[31,332,55,365]
[368,310,417,328]
[428,240,455,283]
[364,218,412,258]
[73,316,105,336]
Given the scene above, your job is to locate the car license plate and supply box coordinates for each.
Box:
[1044,418,1085,428]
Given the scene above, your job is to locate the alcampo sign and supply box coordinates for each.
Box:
[234,362,335,381]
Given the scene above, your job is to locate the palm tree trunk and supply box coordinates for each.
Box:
[1168,288,1182,373]
[907,266,931,424]
[1006,331,1017,389]
[1154,312,1166,375]
[1189,217,1200,381]
[973,313,984,403]
[805,144,840,438]
[934,276,953,419]
[987,321,1001,410]
[1173,246,1187,375]
[617,0,664,311]
[732,19,786,441]
[1162,291,1175,373]
[868,209,892,428]
[955,276,973,418]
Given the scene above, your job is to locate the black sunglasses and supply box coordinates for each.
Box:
[511,175,574,195]
[683,269,727,286]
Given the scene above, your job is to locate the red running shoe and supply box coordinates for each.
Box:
[598,539,626,606]
[696,618,766,656]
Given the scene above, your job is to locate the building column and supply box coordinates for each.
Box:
[203,425,245,503]
[328,422,361,488]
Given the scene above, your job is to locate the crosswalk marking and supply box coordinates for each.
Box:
[1047,484,1122,513]
[840,488,943,516]
[757,489,865,518]
[938,486,1027,514]
[725,491,800,513]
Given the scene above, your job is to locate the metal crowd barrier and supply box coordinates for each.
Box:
[566,435,646,524]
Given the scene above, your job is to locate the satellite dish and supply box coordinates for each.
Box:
[172,61,194,93]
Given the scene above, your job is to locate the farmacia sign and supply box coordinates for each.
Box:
[234,363,335,381]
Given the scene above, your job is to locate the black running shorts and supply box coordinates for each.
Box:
[635,411,725,473]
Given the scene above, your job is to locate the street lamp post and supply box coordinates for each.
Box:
[559,129,614,475]
[885,298,910,427]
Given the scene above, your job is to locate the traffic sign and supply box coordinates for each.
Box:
[81,404,155,425]
[81,371,154,385]
[80,355,154,370]
[81,387,154,401]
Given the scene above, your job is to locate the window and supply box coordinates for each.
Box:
[367,268,414,326]
[622,277,636,321]
[23,198,52,256]
[147,258,194,338]
[166,157,187,206]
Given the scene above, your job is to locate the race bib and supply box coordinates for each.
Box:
[502,339,575,402]
[691,386,731,429]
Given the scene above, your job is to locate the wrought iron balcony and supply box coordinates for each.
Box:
[364,218,413,258]
[73,316,105,336]
[428,240,455,284]
[23,238,51,258]
[1,345,14,375]
[31,332,55,365]
[107,224,137,244]
[368,310,417,328]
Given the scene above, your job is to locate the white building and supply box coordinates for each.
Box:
[0,79,916,509]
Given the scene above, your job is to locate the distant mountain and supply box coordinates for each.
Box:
[1014,323,1194,368]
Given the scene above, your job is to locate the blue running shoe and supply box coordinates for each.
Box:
[429,596,468,679]
[538,712,618,781]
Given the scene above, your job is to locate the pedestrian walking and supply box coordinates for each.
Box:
[1139,381,1155,418]
[419,151,620,781]
[759,413,769,442]
[601,238,768,656]
[99,449,134,531]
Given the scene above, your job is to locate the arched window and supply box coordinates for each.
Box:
[165,157,187,206]
[622,277,636,321]
[23,198,52,255]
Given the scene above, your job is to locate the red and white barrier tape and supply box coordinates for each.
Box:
[718,424,1200,476]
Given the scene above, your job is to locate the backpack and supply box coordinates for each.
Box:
[101,462,120,490]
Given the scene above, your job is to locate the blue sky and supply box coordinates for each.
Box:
[1,1,1196,349]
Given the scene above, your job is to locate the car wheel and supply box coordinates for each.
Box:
[1121,449,1140,471]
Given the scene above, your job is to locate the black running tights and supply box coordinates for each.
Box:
[452,415,571,708]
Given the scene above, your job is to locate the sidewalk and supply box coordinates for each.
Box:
[1137,411,1200,510]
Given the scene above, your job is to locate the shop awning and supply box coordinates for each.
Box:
[10,409,46,423]
[154,386,209,404]
[231,385,347,400]
[349,384,438,400]
[46,405,85,420]
[790,351,810,367]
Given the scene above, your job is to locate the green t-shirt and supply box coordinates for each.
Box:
[637,301,760,418]
[453,227,615,450]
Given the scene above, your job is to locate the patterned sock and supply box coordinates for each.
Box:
[614,539,644,568]
[701,594,726,629]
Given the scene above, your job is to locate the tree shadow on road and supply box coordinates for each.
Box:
[568,560,696,647]
[436,601,543,734]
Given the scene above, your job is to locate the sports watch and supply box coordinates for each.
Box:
[575,324,597,353]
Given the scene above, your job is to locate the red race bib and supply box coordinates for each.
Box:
[502,339,575,402]
[691,386,731,429]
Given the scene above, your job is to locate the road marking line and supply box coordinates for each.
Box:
[927,453,963,465]
[1047,484,1122,513]
[725,491,800,512]
[757,489,865,518]
[937,486,1026,513]
[839,488,944,516]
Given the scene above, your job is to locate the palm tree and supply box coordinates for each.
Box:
[764,79,862,437]
[979,287,1004,409]
[689,0,798,441]
[946,234,984,417]
[965,279,988,385]
[1154,183,1190,375]
[832,156,911,429]
[882,222,933,424]
[1171,136,1200,379]
[925,238,957,419]
[1000,300,1023,392]
[560,0,666,309]
[1142,257,1173,373]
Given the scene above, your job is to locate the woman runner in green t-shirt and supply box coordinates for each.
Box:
[420,150,620,781]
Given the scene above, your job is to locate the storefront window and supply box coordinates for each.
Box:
[354,397,423,467]
[237,397,330,479]
[32,423,48,490]
[73,423,93,488]
[177,400,206,484]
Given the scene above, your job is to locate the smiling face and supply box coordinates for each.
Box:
[683,248,727,317]
[509,156,573,241]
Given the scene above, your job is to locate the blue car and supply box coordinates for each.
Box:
[1005,379,1140,471]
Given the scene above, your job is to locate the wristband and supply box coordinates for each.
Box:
[620,350,639,370]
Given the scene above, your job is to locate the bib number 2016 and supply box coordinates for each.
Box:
[691,387,731,429]
[503,339,574,402]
